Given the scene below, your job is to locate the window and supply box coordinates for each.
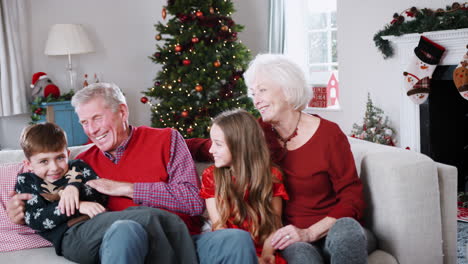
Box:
[284,0,339,109]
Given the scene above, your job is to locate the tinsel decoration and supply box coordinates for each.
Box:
[374,2,468,59]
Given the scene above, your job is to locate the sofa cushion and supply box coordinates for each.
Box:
[0,162,52,252]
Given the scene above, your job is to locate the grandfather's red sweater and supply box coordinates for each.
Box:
[77,126,202,234]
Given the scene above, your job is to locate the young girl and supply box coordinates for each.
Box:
[200,109,288,264]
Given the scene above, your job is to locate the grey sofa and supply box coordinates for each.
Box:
[0,138,457,264]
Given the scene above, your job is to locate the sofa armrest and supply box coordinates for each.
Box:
[436,162,457,264]
[360,151,443,264]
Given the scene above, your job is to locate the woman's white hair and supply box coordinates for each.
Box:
[243,54,312,111]
[71,82,127,112]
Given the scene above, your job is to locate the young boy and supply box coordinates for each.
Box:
[15,123,150,263]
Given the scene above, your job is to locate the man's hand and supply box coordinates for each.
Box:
[6,191,32,225]
[58,185,80,216]
[86,179,134,198]
[78,201,106,218]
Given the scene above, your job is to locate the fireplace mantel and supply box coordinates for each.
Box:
[381,28,468,152]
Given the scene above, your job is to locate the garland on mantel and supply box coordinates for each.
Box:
[374,2,468,59]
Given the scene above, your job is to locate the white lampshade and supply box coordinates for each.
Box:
[44,24,94,55]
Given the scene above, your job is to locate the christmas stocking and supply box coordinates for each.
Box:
[453,46,468,100]
[403,36,445,104]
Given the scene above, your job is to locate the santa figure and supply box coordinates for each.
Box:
[31,72,60,99]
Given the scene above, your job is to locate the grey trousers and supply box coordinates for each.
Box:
[61,206,198,264]
[281,217,376,264]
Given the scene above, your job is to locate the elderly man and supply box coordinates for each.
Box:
[7,83,257,264]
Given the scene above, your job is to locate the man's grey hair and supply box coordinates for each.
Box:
[71,82,127,112]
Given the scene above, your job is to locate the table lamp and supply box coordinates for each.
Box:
[44,24,94,91]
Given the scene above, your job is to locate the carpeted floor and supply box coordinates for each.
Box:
[458,221,468,263]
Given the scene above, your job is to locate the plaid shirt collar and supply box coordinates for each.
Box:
[104,125,134,164]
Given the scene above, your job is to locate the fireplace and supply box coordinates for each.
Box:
[420,65,468,191]
[382,28,468,191]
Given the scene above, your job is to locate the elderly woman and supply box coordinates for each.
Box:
[187,54,373,264]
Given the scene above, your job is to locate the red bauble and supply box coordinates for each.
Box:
[233,75,240,81]
[191,37,199,43]
[195,11,203,17]
[175,45,182,52]
[182,59,191,66]
[213,60,221,67]
[195,85,203,92]
[140,97,149,104]
[162,7,167,19]
[181,111,189,117]
[221,25,229,31]
[154,52,161,58]
[155,34,162,41]
[187,127,194,134]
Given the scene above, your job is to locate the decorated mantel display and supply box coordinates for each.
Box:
[373,2,467,59]
[403,36,445,104]
[30,72,60,99]
[453,45,468,100]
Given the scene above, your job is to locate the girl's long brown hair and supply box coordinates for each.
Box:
[212,109,281,244]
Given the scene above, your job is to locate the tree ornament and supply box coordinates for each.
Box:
[195,11,203,17]
[154,52,161,58]
[181,111,189,117]
[154,81,161,86]
[178,78,182,83]
[195,84,203,92]
[187,127,194,134]
[213,60,221,67]
[209,7,215,14]
[175,45,183,52]
[182,59,191,66]
[191,37,199,43]
[155,34,162,41]
[221,25,229,31]
[140,97,149,104]
[162,7,167,20]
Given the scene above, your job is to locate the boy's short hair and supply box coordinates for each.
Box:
[20,123,68,159]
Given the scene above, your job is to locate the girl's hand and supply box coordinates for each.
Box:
[78,201,106,218]
[271,224,311,250]
[58,185,79,216]
[259,254,275,264]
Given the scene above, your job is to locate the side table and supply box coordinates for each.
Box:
[37,101,88,146]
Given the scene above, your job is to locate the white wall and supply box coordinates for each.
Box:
[0,0,268,149]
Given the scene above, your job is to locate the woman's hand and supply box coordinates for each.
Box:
[78,201,106,218]
[58,185,79,216]
[271,217,337,250]
[271,224,311,250]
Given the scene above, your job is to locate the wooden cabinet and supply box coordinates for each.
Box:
[38,101,88,146]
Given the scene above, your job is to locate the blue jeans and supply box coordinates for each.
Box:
[281,217,373,264]
[100,220,148,264]
[193,229,258,264]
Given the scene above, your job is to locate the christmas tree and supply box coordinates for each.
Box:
[141,0,255,138]
[350,94,396,146]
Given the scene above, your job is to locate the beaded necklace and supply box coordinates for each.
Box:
[272,113,302,149]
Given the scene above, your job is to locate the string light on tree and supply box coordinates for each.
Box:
[142,0,256,138]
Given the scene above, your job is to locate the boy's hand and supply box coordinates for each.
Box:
[58,185,79,216]
[79,201,106,218]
